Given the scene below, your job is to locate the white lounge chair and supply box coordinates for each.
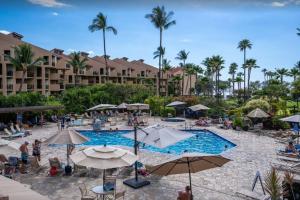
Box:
[10,124,19,134]
[3,128,24,138]
[16,124,31,134]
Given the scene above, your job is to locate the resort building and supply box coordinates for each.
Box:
[0,32,195,96]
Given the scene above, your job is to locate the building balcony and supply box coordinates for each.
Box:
[16,83,27,91]
[81,79,89,85]
[49,84,60,91]
[6,71,13,77]
[7,84,13,91]
[27,84,34,90]
[50,73,60,80]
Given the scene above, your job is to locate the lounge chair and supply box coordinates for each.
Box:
[78,183,96,200]
[48,157,64,175]
[2,128,24,138]
[15,124,31,135]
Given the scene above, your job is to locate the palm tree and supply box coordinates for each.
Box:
[171,75,182,96]
[185,63,198,95]
[146,6,176,96]
[8,44,43,92]
[162,59,172,96]
[68,52,88,86]
[89,12,117,82]
[290,67,299,82]
[235,76,243,90]
[228,63,238,95]
[262,68,267,81]
[297,28,300,36]
[276,68,289,83]
[153,46,165,60]
[264,168,282,200]
[245,58,259,96]
[175,50,189,95]
[238,39,252,101]
[295,61,300,71]
[210,55,225,102]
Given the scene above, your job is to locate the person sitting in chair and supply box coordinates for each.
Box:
[285,141,297,153]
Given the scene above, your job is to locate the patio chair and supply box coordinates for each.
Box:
[79,183,96,200]
[48,157,64,175]
[15,124,31,135]
[3,128,24,138]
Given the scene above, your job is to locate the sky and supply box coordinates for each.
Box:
[1,0,300,81]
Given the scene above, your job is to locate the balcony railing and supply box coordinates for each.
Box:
[7,84,13,90]
[6,71,13,77]
[27,84,34,90]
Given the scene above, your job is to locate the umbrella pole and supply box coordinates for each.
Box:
[123,124,150,189]
[67,144,69,166]
[188,159,193,198]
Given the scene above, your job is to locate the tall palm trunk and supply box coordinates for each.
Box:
[232,74,235,96]
[75,70,78,86]
[248,68,251,96]
[19,69,26,92]
[243,49,246,102]
[103,29,108,82]
[157,28,162,96]
[189,74,192,95]
[181,60,185,96]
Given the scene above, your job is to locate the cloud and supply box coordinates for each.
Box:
[66,48,76,54]
[271,1,287,7]
[87,51,95,56]
[180,38,192,43]
[28,0,68,7]
[52,12,59,16]
[0,30,10,35]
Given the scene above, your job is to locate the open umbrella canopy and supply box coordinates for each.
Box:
[122,124,195,148]
[126,103,149,110]
[148,153,230,195]
[70,145,138,169]
[117,103,128,109]
[281,114,300,123]
[188,104,210,111]
[166,101,186,107]
[44,129,89,145]
[247,108,269,118]
[87,104,116,111]
[148,153,230,176]
[0,139,20,155]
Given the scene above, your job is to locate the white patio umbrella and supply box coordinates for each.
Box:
[188,104,210,111]
[70,145,138,169]
[166,101,186,107]
[117,103,128,109]
[44,129,89,166]
[148,153,231,196]
[0,139,20,156]
[87,104,116,111]
[281,114,300,143]
[126,103,149,111]
[122,124,195,148]
[247,108,269,118]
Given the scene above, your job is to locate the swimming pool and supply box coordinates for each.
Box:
[79,129,236,155]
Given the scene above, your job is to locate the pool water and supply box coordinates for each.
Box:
[79,130,236,155]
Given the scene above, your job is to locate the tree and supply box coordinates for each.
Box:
[237,39,252,101]
[290,67,299,82]
[264,168,282,200]
[228,63,238,95]
[170,75,182,96]
[235,75,243,90]
[162,59,172,96]
[295,61,300,71]
[276,68,289,83]
[297,28,300,36]
[153,46,165,60]
[146,6,176,96]
[209,55,225,102]
[262,68,267,81]
[89,12,117,82]
[175,50,189,95]
[244,58,259,96]
[68,52,88,86]
[8,44,43,92]
[185,63,198,95]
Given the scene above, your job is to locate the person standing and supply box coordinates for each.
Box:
[19,141,29,173]
[32,139,41,161]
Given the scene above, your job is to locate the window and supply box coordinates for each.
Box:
[36,67,42,77]
[37,80,42,89]
[141,71,145,77]
[0,64,2,75]
[100,68,104,75]
[68,75,73,83]
[122,70,126,76]
[66,64,70,68]
[43,56,49,65]
[4,50,10,61]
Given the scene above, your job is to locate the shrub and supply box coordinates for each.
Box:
[243,99,270,113]
[233,117,243,128]
[263,116,290,130]
[173,96,200,106]
[159,106,176,117]
[144,96,173,116]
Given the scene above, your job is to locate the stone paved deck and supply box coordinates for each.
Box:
[9,118,284,200]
